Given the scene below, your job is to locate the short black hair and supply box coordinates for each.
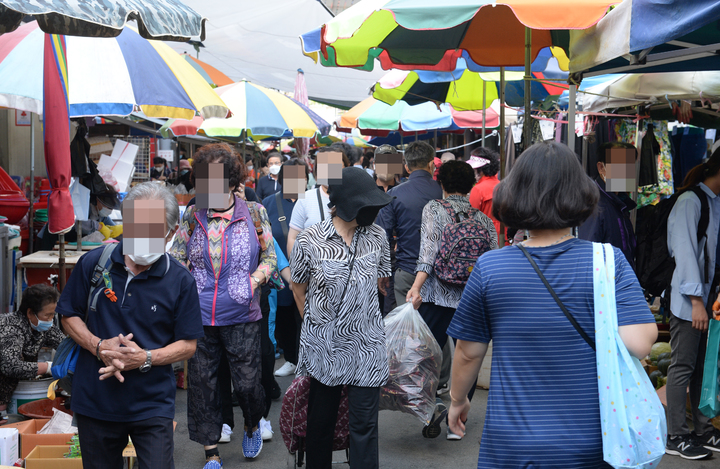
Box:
[153,157,165,166]
[266,152,283,165]
[330,142,360,165]
[596,141,637,164]
[437,160,476,195]
[493,141,598,230]
[19,284,59,317]
[471,147,501,177]
[404,141,435,170]
[317,146,351,167]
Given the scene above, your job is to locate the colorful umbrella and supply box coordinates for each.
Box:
[337,97,499,136]
[0,22,230,120]
[181,52,233,87]
[200,81,331,140]
[293,69,310,158]
[159,115,205,138]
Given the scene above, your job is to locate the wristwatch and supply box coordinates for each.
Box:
[250,275,262,286]
[139,349,152,373]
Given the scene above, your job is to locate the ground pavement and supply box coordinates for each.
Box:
[172,359,713,468]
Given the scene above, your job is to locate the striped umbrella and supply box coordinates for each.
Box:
[181,52,233,87]
[0,22,229,120]
[293,69,310,158]
[200,80,331,140]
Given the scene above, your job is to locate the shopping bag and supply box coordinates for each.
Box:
[69,177,90,221]
[379,302,442,424]
[594,243,667,469]
[699,317,720,418]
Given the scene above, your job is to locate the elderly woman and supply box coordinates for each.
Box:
[169,143,276,467]
[0,284,62,414]
[446,141,658,468]
[406,160,497,440]
[291,167,393,469]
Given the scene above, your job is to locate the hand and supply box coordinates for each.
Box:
[448,394,470,437]
[99,333,145,381]
[406,287,422,310]
[37,362,50,375]
[378,277,389,297]
[691,301,709,332]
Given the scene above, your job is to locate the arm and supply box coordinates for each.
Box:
[44,324,67,350]
[98,337,197,381]
[0,324,46,378]
[292,281,308,319]
[407,203,439,308]
[618,323,658,359]
[290,232,310,319]
[250,204,277,287]
[287,197,307,255]
[448,340,488,436]
[280,266,291,286]
[287,228,300,258]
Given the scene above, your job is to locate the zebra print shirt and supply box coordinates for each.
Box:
[417,195,498,309]
[290,218,391,388]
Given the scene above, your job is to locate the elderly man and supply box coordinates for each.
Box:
[58,182,204,469]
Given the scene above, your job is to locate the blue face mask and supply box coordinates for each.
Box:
[32,313,53,332]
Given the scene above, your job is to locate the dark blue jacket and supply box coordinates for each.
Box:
[256,175,281,202]
[578,177,637,270]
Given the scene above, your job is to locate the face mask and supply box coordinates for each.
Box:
[129,253,163,266]
[269,165,281,176]
[180,169,190,176]
[247,165,254,171]
[155,166,164,172]
[98,206,113,217]
[356,207,380,227]
[32,313,53,332]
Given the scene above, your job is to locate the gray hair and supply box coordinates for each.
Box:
[403,141,435,170]
[374,144,398,156]
[122,182,180,229]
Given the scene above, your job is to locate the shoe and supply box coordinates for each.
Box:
[270,379,282,400]
[243,428,263,458]
[218,424,232,444]
[666,434,712,460]
[203,456,222,468]
[698,428,720,453]
[436,383,449,397]
[274,352,281,360]
[274,362,296,377]
[260,417,274,441]
[446,428,463,440]
[422,399,447,439]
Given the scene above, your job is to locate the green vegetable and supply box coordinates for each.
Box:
[657,376,667,389]
[649,342,672,362]
[649,370,663,388]
[658,359,671,375]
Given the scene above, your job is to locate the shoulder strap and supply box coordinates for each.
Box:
[86,243,117,318]
[437,198,466,223]
[275,191,289,239]
[517,244,596,351]
[247,203,268,252]
[689,186,711,282]
[317,188,325,222]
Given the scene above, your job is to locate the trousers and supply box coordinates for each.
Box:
[306,378,380,469]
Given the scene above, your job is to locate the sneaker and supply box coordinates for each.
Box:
[422,399,447,439]
[274,361,296,377]
[260,417,274,441]
[698,428,720,453]
[436,383,449,397]
[243,428,263,458]
[666,434,712,460]
[203,456,222,469]
[446,428,463,440]
[274,352,281,360]
[218,424,232,444]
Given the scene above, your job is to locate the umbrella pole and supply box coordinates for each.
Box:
[29,115,35,254]
[523,27,532,147]
[482,80,487,148]
[58,233,66,291]
[499,67,506,179]
[568,84,577,152]
[76,220,82,252]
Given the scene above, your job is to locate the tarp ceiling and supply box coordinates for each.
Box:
[163,0,384,109]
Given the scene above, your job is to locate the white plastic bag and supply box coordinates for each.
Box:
[379,302,442,424]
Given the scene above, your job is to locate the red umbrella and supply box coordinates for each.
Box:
[43,34,73,235]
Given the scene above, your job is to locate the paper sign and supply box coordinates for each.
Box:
[69,178,90,221]
[158,149,174,163]
[15,109,31,126]
[97,140,138,192]
[706,129,716,141]
[539,120,555,141]
[575,119,585,136]
[511,123,523,143]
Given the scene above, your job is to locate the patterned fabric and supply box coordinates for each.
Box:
[417,196,497,308]
[206,210,232,277]
[614,120,674,207]
[187,322,265,446]
[0,312,65,404]
[290,218,391,388]
[279,376,350,453]
[0,0,206,41]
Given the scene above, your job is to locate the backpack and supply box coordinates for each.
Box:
[433,199,495,286]
[51,243,117,394]
[636,185,709,297]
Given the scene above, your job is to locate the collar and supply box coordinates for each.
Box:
[113,240,169,278]
[594,177,636,212]
[318,218,367,241]
[698,182,718,199]
[408,169,433,181]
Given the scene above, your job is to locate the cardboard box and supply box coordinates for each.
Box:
[25,445,82,469]
[0,419,74,458]
[0,428,18,467]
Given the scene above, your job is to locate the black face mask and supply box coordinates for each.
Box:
[355,206,381,226]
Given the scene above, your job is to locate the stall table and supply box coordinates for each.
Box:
[15,250,86,302]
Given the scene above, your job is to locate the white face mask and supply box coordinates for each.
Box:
[98,206,113,217]
[129,253,163,266]
[247,165,254,171]
[269,165,281,175]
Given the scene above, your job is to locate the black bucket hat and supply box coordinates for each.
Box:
[328,167,394,222]
[94,183,121,210]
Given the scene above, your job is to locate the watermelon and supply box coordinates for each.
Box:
[657,352,671,362]
[658,359,671,375]
[649,342,671,362]
[649,370,663,388]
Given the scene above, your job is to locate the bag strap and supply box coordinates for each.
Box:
[247,202,267,252]
[317,188,325,222]
[87,243,118,317]
[518,244,596,351]
[275,191,289,239]
[437,198,468,223]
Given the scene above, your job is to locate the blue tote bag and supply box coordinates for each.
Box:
[594,243,667,469]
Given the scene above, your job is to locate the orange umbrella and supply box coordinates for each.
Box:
[181,53,233,87]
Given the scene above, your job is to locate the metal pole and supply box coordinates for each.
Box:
[482,80,487,148]
[58,233,66,291]
[523,27,532,147]
[29,115,35,254]
[568,84,577,152]
[76,220,82,252]
[499,67,506,179]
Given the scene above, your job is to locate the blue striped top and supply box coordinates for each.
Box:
[448,239,654,469]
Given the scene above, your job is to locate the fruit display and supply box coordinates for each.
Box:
[646,342,672,390]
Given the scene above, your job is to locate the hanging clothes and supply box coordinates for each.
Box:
[70,122,90,178]
[671,125,707,189]
[638,123,660,187]
[505,124,517,175]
